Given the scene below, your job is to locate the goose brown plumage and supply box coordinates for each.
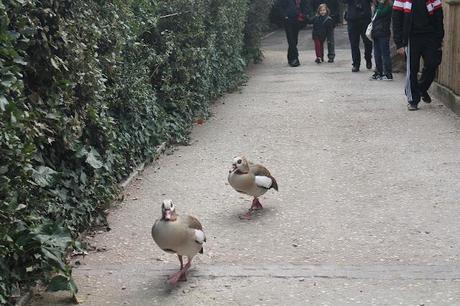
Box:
[151,199,206,285]
[228,156,278,219]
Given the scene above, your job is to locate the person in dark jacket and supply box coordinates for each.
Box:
[344,0,373,71]
[392,0,444,110]
[369,0,393,80]
[279,0,309,66]
[311,4,335,63]
[309,0,339,62]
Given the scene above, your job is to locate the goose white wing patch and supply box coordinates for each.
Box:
[255,176,272,189]
[194,229,206,244]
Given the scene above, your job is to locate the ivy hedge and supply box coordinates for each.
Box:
[0,0,273,303]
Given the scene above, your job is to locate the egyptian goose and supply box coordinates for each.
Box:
[228,156,278,219]
[151,199,206,285]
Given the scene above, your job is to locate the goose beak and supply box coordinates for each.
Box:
[164,209,172,220]
[230,163,237,173]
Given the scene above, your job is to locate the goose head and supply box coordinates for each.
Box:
[230,156,249,174]
[161,199,177,221]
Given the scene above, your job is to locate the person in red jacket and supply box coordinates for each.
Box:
[392,0,444,110]
[279,0,309,66]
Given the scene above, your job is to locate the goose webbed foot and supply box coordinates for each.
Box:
[239,211,253,220]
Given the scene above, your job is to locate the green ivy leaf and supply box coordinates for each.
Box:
[50,58,60,70]
[35,223,72,249]
[16,204,27,211]
[86,148,103,169]
[75,147,88,158]
[80,171,87,184]
[1,79,13,88]
[13,57,28,65]
[32,166,57,187]
[0,96,8,111]
[0,165,8,175]
[47,275,71,292]
[41,248,66,271]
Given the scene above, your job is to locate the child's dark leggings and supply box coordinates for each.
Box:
[314,38,324,59]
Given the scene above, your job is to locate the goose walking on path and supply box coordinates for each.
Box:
[228,156,278,220]
[151,199,206,285]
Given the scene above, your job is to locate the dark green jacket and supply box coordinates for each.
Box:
[372,0,392,38]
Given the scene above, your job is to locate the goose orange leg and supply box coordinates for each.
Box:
[168,258,192,285]
[250,197,263,210]
[239,198,263,220]
[177,255,187,281]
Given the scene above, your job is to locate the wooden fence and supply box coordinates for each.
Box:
[436,1,460,95]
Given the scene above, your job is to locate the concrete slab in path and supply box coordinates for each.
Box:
[32,27,460,306]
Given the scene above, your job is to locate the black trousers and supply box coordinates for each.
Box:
[347,19,372,67]
[405,34,441,104]
[326,27,335,60]
[284,20,301,62]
